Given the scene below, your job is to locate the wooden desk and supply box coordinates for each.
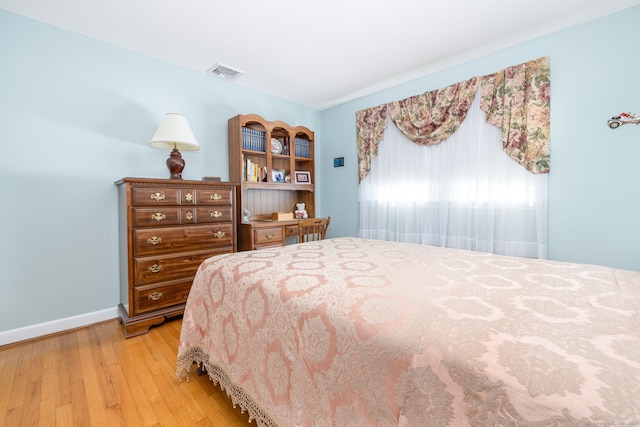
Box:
[238,219,300,251]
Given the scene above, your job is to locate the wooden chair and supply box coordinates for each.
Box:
[297,217,331,243]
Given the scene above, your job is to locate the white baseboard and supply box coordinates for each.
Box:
[0,307,119,346]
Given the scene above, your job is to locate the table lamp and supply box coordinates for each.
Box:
[149,113,200,179]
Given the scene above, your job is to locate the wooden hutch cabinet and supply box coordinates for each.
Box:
[116,177,237,337]
[228,114,315,251]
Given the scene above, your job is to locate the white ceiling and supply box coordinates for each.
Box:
[1,0,639,110]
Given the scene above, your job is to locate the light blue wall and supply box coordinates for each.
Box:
[320,6,640,272]
[0,9,320,332]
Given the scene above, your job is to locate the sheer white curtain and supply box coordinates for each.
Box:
[358,90,548,258]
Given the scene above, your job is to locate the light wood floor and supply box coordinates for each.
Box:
[0,318,252,426]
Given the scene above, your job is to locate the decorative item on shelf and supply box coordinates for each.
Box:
[243,208,251,223]
[295,202,308,219]
[272,169,285,183]
[272,212,294,221]
[294,171,311,184]
[284,174,291,183]
[149,113,200,179]
[271,138,283,154]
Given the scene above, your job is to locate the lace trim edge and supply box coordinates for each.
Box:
[176,347,280,427]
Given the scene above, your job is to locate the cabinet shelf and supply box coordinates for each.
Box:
[239,152,310,161]
[242,149,266,155]
[241,181,315,192]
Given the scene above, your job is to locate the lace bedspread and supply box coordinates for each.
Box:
[176,237,640,426]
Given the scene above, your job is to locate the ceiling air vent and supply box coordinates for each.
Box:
[207,63,244,81]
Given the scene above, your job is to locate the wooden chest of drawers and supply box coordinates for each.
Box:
[116,178,237,337]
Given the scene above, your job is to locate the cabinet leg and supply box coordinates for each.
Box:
[117,303,184,338]
[122,316,167,338]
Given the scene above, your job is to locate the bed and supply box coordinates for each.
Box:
[176,237,640,426]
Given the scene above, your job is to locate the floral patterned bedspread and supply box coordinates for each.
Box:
[176,237,640,426]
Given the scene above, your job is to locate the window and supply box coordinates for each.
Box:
[358,92,548,258]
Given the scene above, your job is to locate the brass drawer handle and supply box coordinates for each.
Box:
[150,192,166,202]
[211,211,222,218]
[185,211,194,220]
[147,236,162,245]
[148,292,163,301]
[148,264,162,273]
[213,231,226,239]
[151,213,167,222]
[210,193,222,201]
[266,232,274,240]
[185,192,193,202]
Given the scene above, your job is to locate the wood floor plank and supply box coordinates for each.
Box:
[22,339,45,425]
[92,321,125,414]
[129,337,179,426]
[104,340,141,426]
[153,369,203,426]
[4,341,33,424]
[55,332,76,408]
[69,376,92,426]
[55,402,74,426]
[38,336,58,426]
[101,359,134,427]
[114,338,159,425]
[146,324,179,371]
[0,318,253,427]
[94,319,121,366]
[21,376,42,425]
[0,346,20,424]
[76,328,108,426]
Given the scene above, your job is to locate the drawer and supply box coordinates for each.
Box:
[194,206,232,223]
[285,225,299,237]
[195,188,234,205]
[254,227,284,245]
[133,207,181,227]
[133,207,233,227]
[131,187,181,206]
[134,224,234,256]
[133,279,192,314]
[134,249,228,286]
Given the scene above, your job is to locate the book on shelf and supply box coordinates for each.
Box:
[294,137,311,158]
[280,137,290,155]
[241,126,266,152]
[242,155,267,182]
[245,158,255,181]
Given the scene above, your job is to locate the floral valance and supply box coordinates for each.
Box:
[355,104,388,183]
[388,77,479,146]
[356,56,550,182]
[479,56,550,174]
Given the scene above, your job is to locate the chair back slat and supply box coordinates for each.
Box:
[297,216,331,243]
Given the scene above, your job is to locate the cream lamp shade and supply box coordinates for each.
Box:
[149,113,200,179]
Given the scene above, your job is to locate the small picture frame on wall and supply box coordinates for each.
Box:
[333,157,344,167]
[294,171,311,184]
